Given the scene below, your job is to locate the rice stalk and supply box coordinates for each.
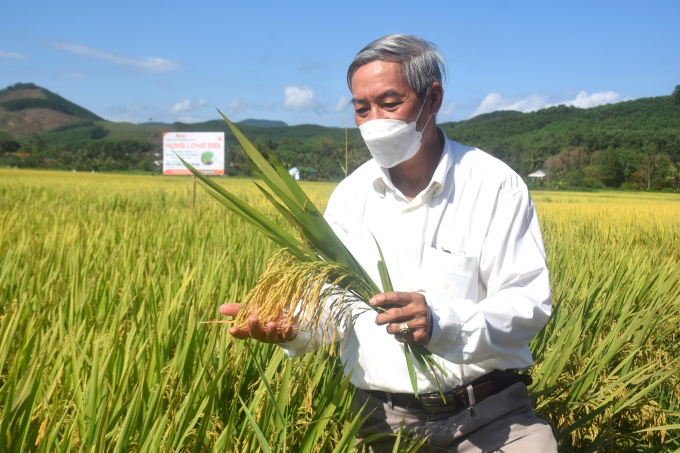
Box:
[233,248,370,348]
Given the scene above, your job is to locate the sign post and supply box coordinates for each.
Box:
[162,132,225,176]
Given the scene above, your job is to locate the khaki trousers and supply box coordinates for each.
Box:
[352,383,557,452]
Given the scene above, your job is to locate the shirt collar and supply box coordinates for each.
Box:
[371,127,453,199]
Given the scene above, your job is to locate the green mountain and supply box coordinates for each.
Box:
[0,83,103,138]
[171,119,360,143]
[139,121,172,127]
[1,82,678,189]
[440,95,680,171]
[237,118,288,127]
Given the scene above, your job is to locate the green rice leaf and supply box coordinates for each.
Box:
[238,396,274,453]
[371,234,393,293]
[404,344,419,398]
[409,344,428,373]
[217,109,300,206]
[245,341,286,426]
[418,347,448,376]
[267,151,319,210]
[252,182,300,231]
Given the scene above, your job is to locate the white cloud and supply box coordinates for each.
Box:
[178,116,203,123]
[283,85,317,111]
[0,50,26,59]
[471,93,549,117]
[335,95,350,112]
[51,42,183,73]
[470,90,630,118]
[559,90,628,108]
[171,99,207,113]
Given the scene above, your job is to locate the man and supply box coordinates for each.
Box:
[221,34,558,452]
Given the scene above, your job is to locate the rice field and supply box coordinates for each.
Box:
[0,169,679,452]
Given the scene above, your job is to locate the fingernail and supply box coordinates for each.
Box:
[369,297,376,305]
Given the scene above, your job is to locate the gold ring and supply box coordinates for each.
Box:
[399,322,411,335]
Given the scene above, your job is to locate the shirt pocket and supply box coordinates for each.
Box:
[420,247,479,303]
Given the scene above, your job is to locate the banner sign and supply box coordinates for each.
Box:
[162,132,225,175]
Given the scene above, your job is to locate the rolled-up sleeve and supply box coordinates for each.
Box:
[426,188,552,364]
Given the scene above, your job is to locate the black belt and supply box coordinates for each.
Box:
[365,370,532,414]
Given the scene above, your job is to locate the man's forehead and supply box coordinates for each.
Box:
[351,89,406,105]
[350,60,412,100]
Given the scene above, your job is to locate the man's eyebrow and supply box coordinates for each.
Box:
[351,89,403,105]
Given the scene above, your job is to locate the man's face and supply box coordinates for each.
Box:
[351,60,428,130]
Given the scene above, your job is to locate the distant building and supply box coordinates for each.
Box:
[289,167,318,181]
[528,169,554,181]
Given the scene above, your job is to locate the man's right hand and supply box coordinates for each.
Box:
[219,303,298,344]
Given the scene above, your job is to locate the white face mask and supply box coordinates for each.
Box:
[358,90,432,168]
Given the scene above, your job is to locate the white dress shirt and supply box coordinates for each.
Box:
[279,129,552,393]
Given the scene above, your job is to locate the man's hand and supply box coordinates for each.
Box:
[372,292,432,345]
[219,303,298,344]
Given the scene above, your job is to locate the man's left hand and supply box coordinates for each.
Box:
[372,292,432,345]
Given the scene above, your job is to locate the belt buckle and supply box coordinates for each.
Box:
[419,388,460,414]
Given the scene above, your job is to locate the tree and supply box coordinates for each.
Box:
[672,85,680,105]
[638,142,659,190]
[618,148,641,178]
[597,147,624,187]
[0,140,21,155]
[254,135,275,158]
[668,161,680,192]
[526,150,542,173]
[651,154,674,190]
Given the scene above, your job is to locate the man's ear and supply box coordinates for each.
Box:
[428,82,444,115]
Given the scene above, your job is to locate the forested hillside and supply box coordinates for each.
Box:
[440,94,680,190]
[0,83,103,138]
[441,96,680,172]
[1,82,679,190]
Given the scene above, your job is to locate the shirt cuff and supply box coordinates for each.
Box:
[426,298,462,359]
[277,330,312,359]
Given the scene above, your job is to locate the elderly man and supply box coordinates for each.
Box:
[221,34,558,452]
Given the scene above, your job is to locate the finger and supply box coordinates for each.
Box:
[280,324,297,342]
[370,292,422,307]
[247,316,267,341]
[375,307,413,325]
[385,318,427,335]
[228,326,250,340]
[395,329,429,345]
[220,303,242,317]
[264,322,279,343]
[394,332,415,343]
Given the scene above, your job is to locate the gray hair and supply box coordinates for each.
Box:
[347,34,448,103]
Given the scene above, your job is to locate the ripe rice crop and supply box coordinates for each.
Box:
[0,169,678,452]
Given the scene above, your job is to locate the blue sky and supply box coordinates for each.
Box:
[2,0,678,127]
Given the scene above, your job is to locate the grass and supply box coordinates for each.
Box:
[0,170,679,452]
